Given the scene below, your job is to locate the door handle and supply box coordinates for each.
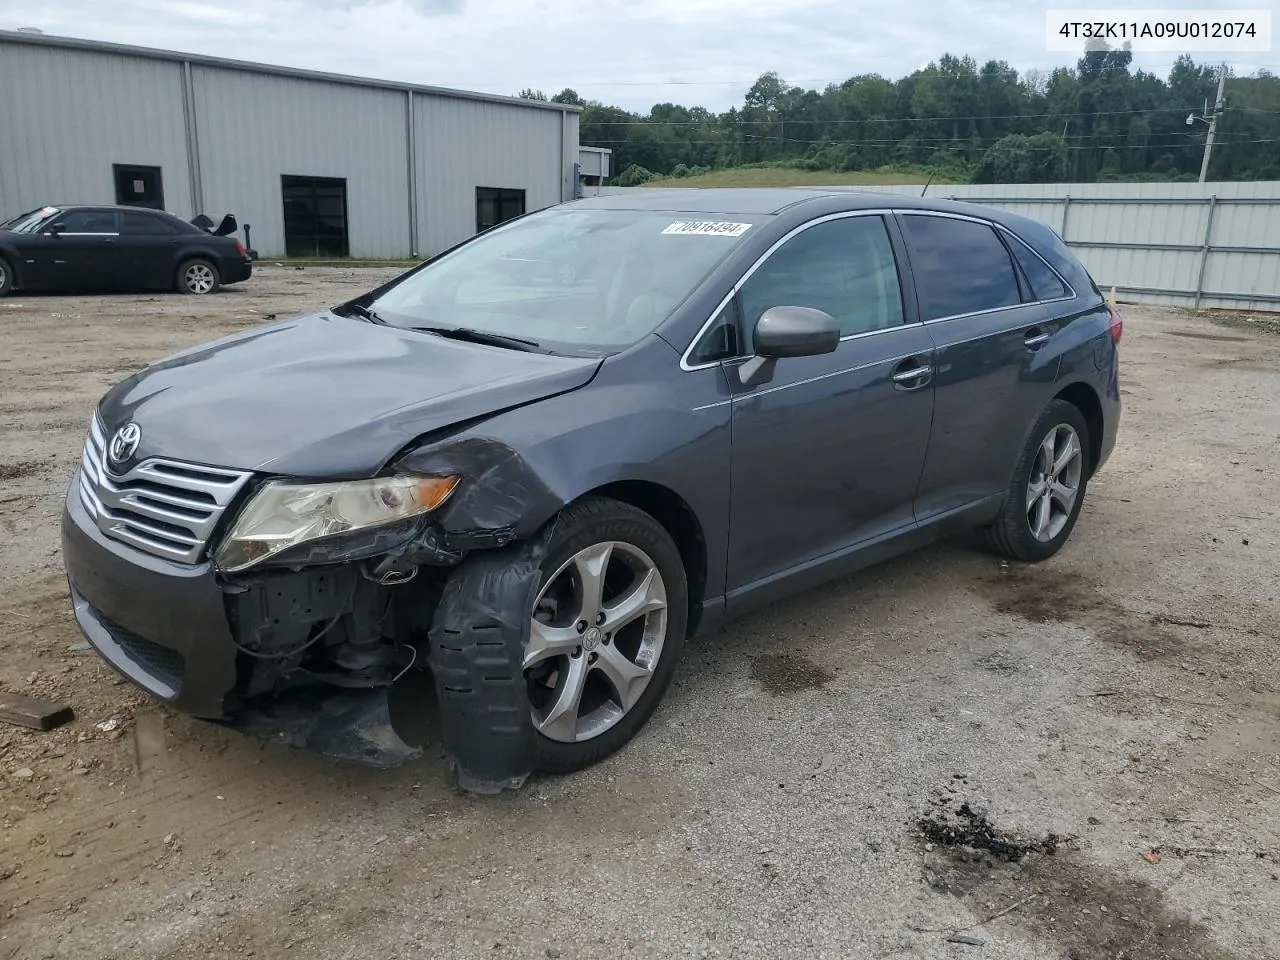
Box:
[1024,328,1050,349]
[891,359,932,387]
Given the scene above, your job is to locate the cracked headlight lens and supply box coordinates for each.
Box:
[215,475,459,573]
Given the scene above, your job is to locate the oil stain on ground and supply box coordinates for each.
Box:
[917,800,1232,960]
[974,568,1185,660]
[0,460,47,481]
[1164,330,1250,343]
[750,653,834,696]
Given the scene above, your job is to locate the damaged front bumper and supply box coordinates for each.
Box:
[61,479,425,767]
[61,434,560,789]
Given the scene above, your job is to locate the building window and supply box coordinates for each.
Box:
[476,187,526,233]
[113,165,164,210]
[281,175,349,257]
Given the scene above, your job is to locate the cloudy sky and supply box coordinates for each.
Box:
[1,0,1273,111]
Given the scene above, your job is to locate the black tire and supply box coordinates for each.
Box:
[529,496,688,774]
[177,258,220,295]
[981,399,1091,563]
[0,257,13,297]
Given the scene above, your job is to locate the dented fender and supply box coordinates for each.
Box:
[391,343,734,595]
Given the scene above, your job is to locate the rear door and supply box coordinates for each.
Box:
[896,211,1058,521]
[724,212,936,595]
[45,209,121,291]
[119,211,181,289]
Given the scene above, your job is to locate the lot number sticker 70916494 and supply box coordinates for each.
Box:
[661,221,753,237]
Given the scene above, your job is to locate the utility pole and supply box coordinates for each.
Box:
[1194,65,1228,183]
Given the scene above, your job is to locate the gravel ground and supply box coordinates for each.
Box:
[1,267,1278,960]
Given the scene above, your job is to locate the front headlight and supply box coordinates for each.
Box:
[215,474,459,573]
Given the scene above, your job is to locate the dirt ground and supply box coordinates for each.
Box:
[1,267,1277,960]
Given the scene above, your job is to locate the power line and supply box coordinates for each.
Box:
[585,106,1280,126]
[582,137,1280,151]
[472,60,1280,88]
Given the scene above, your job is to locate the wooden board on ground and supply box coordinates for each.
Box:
[0,692,74,731]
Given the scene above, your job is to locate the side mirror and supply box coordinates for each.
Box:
[46,222,65,236]
[738,306,840,387]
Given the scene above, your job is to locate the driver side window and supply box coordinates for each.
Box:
[738,215,905,340]
[53,211,118,234]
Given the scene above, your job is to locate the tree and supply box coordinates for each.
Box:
[973,132,1068,183]
[557,50,1280,184]
[517,88,548,101]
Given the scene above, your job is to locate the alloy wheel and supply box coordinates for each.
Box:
[1026,423,1083,542]
[526,541,668,743]
[184,263,215,294]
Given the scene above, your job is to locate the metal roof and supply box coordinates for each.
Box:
[0,29,582,114]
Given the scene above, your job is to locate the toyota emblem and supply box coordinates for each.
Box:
[108,422,142,465]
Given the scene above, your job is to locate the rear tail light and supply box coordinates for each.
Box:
[1107,304,1123,344]
[234,238,248,259]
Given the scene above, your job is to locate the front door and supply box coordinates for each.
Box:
[44,209,121,291]
[724,213,936,595]
[896,212,1059,520]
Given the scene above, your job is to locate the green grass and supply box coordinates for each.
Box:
[645,168,948,188]
[1202,310,1280,335]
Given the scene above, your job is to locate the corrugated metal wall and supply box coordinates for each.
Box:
[0,43,193,216]
[413,97,570,256]
[601,181,1280,312]
[191,65,410,258]
[0,35,580,260]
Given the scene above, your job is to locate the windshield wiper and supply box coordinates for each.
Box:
[344,302,384,323]
[410,325,545,353]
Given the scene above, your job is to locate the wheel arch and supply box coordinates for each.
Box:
[584,479,708,638]
[1054,381,1103,478]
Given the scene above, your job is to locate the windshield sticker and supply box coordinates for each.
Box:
[661,220,752,237]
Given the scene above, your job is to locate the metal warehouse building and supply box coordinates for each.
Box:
[0,30,582,258]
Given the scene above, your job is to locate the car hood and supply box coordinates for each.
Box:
[98,312,602,477]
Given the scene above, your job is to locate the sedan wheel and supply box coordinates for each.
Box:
[525,497,688,772]
[179,260,219,295]
[0,259,11,297]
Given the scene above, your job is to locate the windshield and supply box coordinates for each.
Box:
[369,206,764,355]
[1,206,60,234]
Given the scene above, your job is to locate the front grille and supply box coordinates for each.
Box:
[78,415,253,564]
[99,613,187,693]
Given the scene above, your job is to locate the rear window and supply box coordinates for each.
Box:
[122,212,177,236]
[1005,231,1069,301]
[901,215,1021,321]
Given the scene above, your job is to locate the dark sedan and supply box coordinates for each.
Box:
[60,188,1121,791]
[0,204,251,296]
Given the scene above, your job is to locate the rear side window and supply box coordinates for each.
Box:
[1004,231,1068,301]
[122,212,177,236]
[901,215,1021,321]
[739,215,904,338]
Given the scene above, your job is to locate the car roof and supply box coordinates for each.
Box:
[567,187,1013,219]
[42,204,173,213]
[567,187,1059,243]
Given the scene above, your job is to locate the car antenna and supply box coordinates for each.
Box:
[920,174,934,198]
